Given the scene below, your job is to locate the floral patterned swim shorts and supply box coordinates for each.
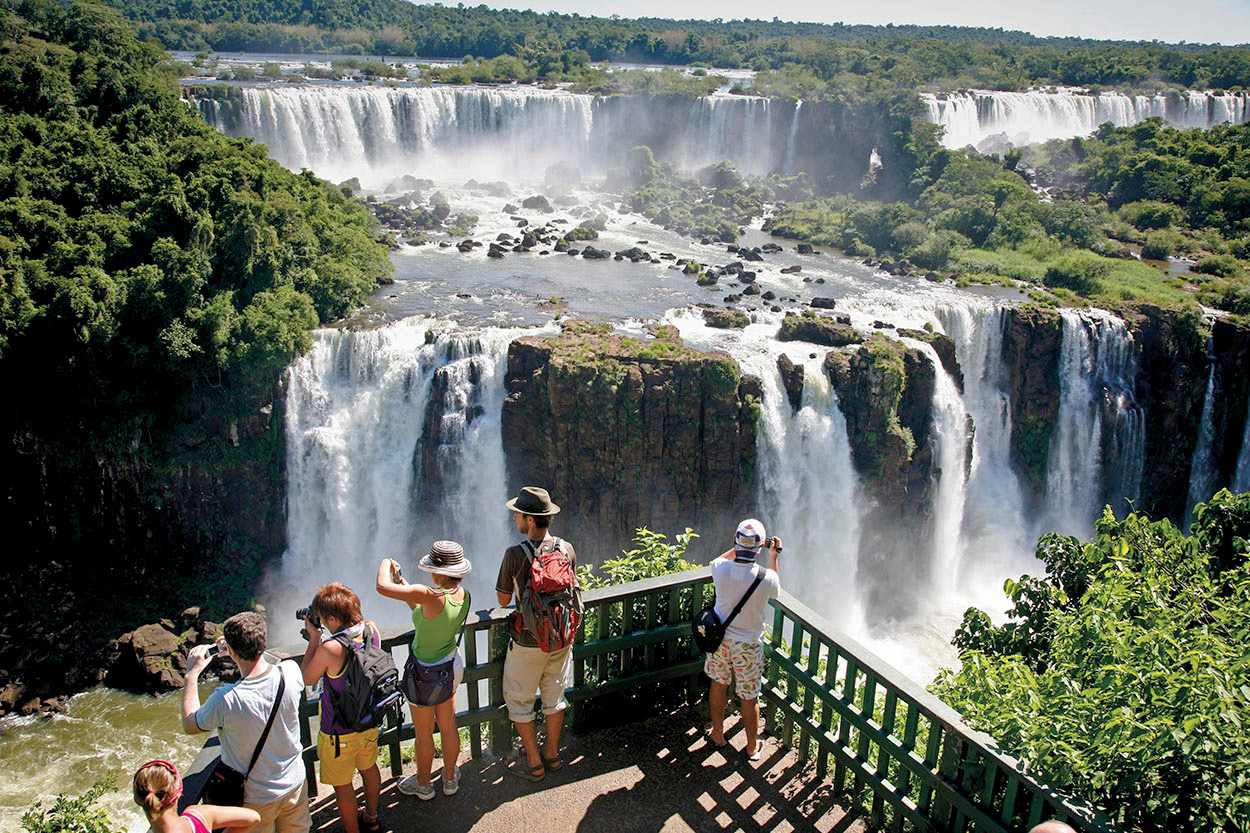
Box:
[704,638,765,700]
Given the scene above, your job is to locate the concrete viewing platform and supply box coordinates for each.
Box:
[310,707,863,833]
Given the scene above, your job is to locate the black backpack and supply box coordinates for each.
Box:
[328,624,403,733]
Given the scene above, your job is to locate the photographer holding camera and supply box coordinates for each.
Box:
[181,612,309,833]
[704,519,782,761]
[299,584,383,833]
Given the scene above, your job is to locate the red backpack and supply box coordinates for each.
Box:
[513,536,583,652]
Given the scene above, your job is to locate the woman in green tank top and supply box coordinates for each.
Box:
[376,541,472,801]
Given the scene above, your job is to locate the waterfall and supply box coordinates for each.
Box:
[1185,353,1220,527]
[275,317,545,640]
[922,89,1250,149]
[196,85,785,185]
[782,100,803,174]
[1233,393,1250,494]
[667,309,863,631]
[935,305,1034,596]
[905,339,969,599]
[1044,309,1143,537]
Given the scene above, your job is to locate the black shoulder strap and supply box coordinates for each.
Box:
[455,590,472,648]
[244,662,288,777]
[721,567,766,632]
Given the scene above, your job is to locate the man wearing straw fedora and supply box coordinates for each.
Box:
[495,486,581,782]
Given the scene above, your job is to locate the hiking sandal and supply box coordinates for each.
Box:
[542,754,563,772]
[504,754,546,782]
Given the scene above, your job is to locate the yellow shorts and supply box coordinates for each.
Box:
[317,728,379,787]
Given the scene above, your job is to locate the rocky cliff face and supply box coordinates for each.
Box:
[824,333,962,622]
[1128,304,1210,518]
[501,322,759,561]
[1002,306,1063,505]
[1210,316,1250,487]
[0,386,284,713]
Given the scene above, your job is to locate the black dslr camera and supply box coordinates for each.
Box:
[295,606,321,629]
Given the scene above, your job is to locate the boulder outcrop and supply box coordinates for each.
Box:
[104,608,234,694]
[501,322,759,560]
[1002,305,1063,502]
[825,334,954,622]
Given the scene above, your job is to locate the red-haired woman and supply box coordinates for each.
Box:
[300,583,382,833]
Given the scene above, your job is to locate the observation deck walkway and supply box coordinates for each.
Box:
[184,568,1117,833]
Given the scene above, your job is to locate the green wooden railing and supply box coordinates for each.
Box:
[759,592,1118,833]
[188,567,1118,833]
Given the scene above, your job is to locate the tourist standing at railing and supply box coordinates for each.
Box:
[181,612,310,833]
[298,584,383,833]
[377,542,472,800]
[495,486,582,782]
[132,759,261,833]
[706,519,782,761]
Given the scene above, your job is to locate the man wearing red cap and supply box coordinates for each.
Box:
[705,518,782,761]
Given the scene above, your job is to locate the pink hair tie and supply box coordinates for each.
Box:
[136,759,183,810]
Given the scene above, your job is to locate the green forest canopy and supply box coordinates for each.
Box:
[105,0,1250,94]
[0,0,391,440]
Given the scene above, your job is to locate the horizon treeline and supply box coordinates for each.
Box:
[108,0,1250,93]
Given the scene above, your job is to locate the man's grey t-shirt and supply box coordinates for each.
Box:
[711,558,780,644]
[195,660,304,804]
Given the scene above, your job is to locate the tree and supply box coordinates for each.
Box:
[932,491,1250,832]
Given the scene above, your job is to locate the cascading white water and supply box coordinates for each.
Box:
[922,89,1250,149]
[782,100,803,174]
[904,339,969,598]
[275,317,548,639]
[203,86,595,185]
[667,309,864,631]
[1233,394,1250,493]
[1044,309,1144,537]
[197,85,786,185]
[1185,355,1220,527]
[936,305,1034,580]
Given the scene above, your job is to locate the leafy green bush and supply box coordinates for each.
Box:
[578,527,699,590]
[933,491,1250,832]
[1193,253,1244,277]
[1042,255,1109,294]
[1119,199,1184,230]
[1141,230,1179,260]
[21,781,120,833]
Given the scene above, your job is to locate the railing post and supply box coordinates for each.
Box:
[489,622,512,756]
[934,730,964,830]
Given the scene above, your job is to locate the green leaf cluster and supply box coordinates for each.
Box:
[932,490,1250,832]
[21,781,120,833]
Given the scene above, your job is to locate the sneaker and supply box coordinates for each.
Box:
[442,765,461,796]
[397,775,435,800]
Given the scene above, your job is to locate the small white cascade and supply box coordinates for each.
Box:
[1233,393,1250,494]
[903,338,969,598]
[782,100,803,174]
[1044,309,1143,537]
[1185,350,1220,527]
[935,305,1033,570]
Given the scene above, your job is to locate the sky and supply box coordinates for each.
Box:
[471,0,1250,46]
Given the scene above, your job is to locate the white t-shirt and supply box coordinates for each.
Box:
[711,558,780,644]
[195,660,305,804]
